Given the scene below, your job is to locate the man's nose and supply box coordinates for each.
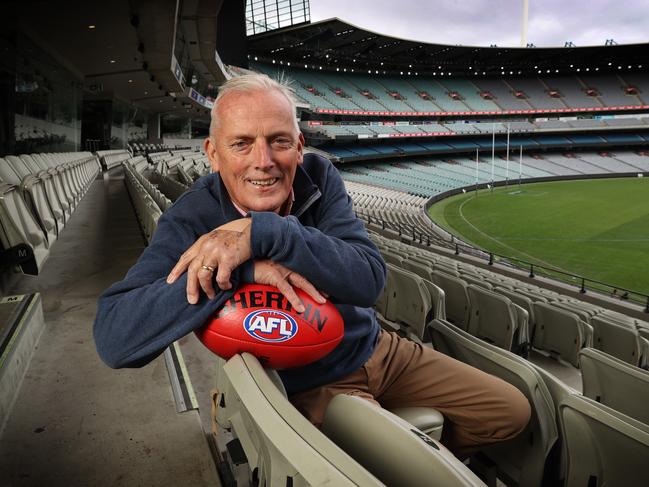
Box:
[253,140,274,169]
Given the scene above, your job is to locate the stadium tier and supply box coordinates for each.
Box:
[256,62,648,116]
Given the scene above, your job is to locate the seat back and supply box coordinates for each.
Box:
[560,394,649,486]
[431,272,470,329]
[402,259,434,281]
[323,394,485,487]
[462,274,493,290]
[591,315,642,366]
[532,302,585,367]
[495,287,536,335]
[422,278,446,322]
[215,354,382,486]
[466,284,518,352]
[428,319,557,487]
[580,347,649,425]
[384,264,432,340]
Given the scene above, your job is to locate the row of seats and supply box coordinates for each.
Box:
[95,150,131,171]
[338,150,649,198]
[0,152,100,275]
[312,116,649,140]
[371,231,649,369]
[257,62,647,114]
[429,319,649,486]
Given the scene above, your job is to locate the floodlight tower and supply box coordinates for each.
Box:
[521,0,529,47]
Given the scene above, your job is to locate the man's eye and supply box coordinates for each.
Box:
[231,141,248,150]
[273,138,292,148]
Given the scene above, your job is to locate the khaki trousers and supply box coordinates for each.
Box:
[289,330,531,457]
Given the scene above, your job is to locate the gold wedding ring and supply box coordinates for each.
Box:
[201,264,215,273]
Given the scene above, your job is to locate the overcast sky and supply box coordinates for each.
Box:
[309,0,648,47]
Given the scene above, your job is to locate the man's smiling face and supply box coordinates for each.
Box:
[205,89,304,214]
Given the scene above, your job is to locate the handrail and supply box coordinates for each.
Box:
[355,210,649,313]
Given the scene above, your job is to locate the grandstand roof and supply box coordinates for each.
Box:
[248,18,649,78]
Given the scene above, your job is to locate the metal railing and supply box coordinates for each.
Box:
[356,210,649,312]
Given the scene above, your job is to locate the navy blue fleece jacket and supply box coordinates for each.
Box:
[94,153,385,395]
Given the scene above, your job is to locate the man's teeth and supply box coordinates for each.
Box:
[249,178,277,186]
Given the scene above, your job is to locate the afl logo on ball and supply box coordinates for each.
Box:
[243,310,298,343]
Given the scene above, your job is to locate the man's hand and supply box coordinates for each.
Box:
[254,260,326,313]
[166,218,252,304]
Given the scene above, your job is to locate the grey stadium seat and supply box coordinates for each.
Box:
[323,394,485,487]
[579,347,649,425]
[466,284,529,355]
[494,287,537,336]
[431,272,470,329]
[215,353,383,486]
[560,394,649,486]
[532,302,593,367]
[428,319,558,487]
[591,314,645,367]
[378,264,432,340]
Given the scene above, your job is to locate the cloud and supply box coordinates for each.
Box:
[309,0,649,47]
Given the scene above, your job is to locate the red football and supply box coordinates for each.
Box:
[196,283,344,369]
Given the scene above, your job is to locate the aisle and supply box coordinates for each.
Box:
[0,170,219,486]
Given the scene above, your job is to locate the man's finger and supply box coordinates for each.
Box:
[276,279,305,313]
[287,273,326,304]
[215,261,234,290]
[197,266,216,300]
[186,262,201,304]
[167,250,197,283]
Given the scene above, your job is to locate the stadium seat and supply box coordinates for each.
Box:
[322,394,485,486]
[591,314,645,366]
[0,181,50,275]
[528,363,580,486]
[579,348,649,424]
[494,287,537,337]
[532,302,593,367]
[431,272,470,329]
[560,394,649,486]
[378,264,433,340]
[214,353,382,486]
[428,319,557,487]
[0,158,58,244]
[466,284,529,356]
[402,258,435,281]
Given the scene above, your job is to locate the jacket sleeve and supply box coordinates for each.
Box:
[249,161,386,307]
[93,209,244,369]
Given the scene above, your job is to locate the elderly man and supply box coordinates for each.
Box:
[94,73,529,458]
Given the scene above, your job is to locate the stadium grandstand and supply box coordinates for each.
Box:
[1,1,648,485]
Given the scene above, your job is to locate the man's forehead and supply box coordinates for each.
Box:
[213,90,297,134]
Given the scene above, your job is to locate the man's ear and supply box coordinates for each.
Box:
[204,137,219,172]
[296,132,305,165]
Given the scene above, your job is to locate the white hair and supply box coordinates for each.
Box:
[209,72,299,134]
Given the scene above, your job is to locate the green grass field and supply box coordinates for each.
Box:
[428,177,649,296]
